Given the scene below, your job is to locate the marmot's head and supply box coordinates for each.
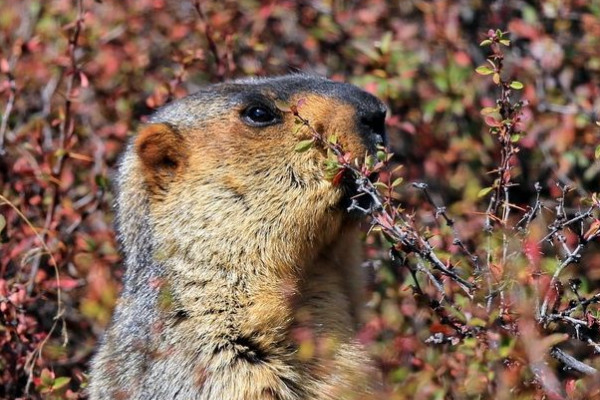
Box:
[121,75,386,268]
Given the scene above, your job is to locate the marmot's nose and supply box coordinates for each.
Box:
[326,81,387,146]
[351,93,387,146]
[357,105,387,145]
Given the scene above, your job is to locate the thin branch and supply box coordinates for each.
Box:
[193,0,227,80]
[0,69,16,154]
[538,209,593,244]
[292,108,475,296]
[27,0,85,294]
[412,182,481,272]
[550,347,598,376]
[0,194,66,393]
[516,182,542,231]
[539,243,584,319]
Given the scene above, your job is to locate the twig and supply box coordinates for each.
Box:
[550,347,598,376]
[0,1,36,154]
[546,314,587,327]
[291,108,475,296]
[0,68,16,154]
[538,209,593,244]
[193,0,227,80]
[17,0,84,392]
[412,182,481,273]
[0,195,66,393]
[539,243,584,319]
[27,0,85,294]
[516,182,542,231]
[559,293,600,317]
[391,249,476,339]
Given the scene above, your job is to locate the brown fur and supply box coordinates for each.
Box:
[89,75,386,399]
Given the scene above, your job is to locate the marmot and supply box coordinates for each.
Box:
[89,75,387,400]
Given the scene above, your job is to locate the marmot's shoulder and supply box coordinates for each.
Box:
[89,75,386,400]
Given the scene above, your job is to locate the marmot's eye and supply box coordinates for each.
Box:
[242,106,279,127]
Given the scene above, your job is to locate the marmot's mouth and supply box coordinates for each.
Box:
[338,169,378,216]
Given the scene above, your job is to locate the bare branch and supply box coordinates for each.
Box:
[550,347,598,376]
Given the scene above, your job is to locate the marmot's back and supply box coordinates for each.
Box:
[89,75,386,400]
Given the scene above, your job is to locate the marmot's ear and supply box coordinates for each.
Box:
[134,123,187,183]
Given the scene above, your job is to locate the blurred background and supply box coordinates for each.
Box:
[0,0,599,398]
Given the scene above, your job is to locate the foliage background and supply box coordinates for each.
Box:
[0,0,599,398]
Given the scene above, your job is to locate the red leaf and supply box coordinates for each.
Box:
[485,115,501,127]
[565,378,577,397]
[523,239,542,269]
[332,168,345,186]
[0,58,9,73]
[79,71,89,88]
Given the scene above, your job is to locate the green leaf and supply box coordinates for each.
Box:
[294,139,315,153]
[511,134,521,142]
[480,107,497,115]
[477,186,493,198]
[475,66,494,75]
[379,31,393,54]
[40,369,54,387]
[499,39,511,46]
[274,99,291,113]
[479,39,492,47]
[324,158,341,178]
[52,377,71,390]
[55,148,67,158]
[0,214,5,235]
[595,145,600,159]
[510,81,524,90]
[95,174,108,189]
[373,182,389,191]
[492,73,501,85]
[376,150,387,161]
[468,317,487,327]
[391,177,403,188]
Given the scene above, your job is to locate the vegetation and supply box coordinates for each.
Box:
[1,0,599,398]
